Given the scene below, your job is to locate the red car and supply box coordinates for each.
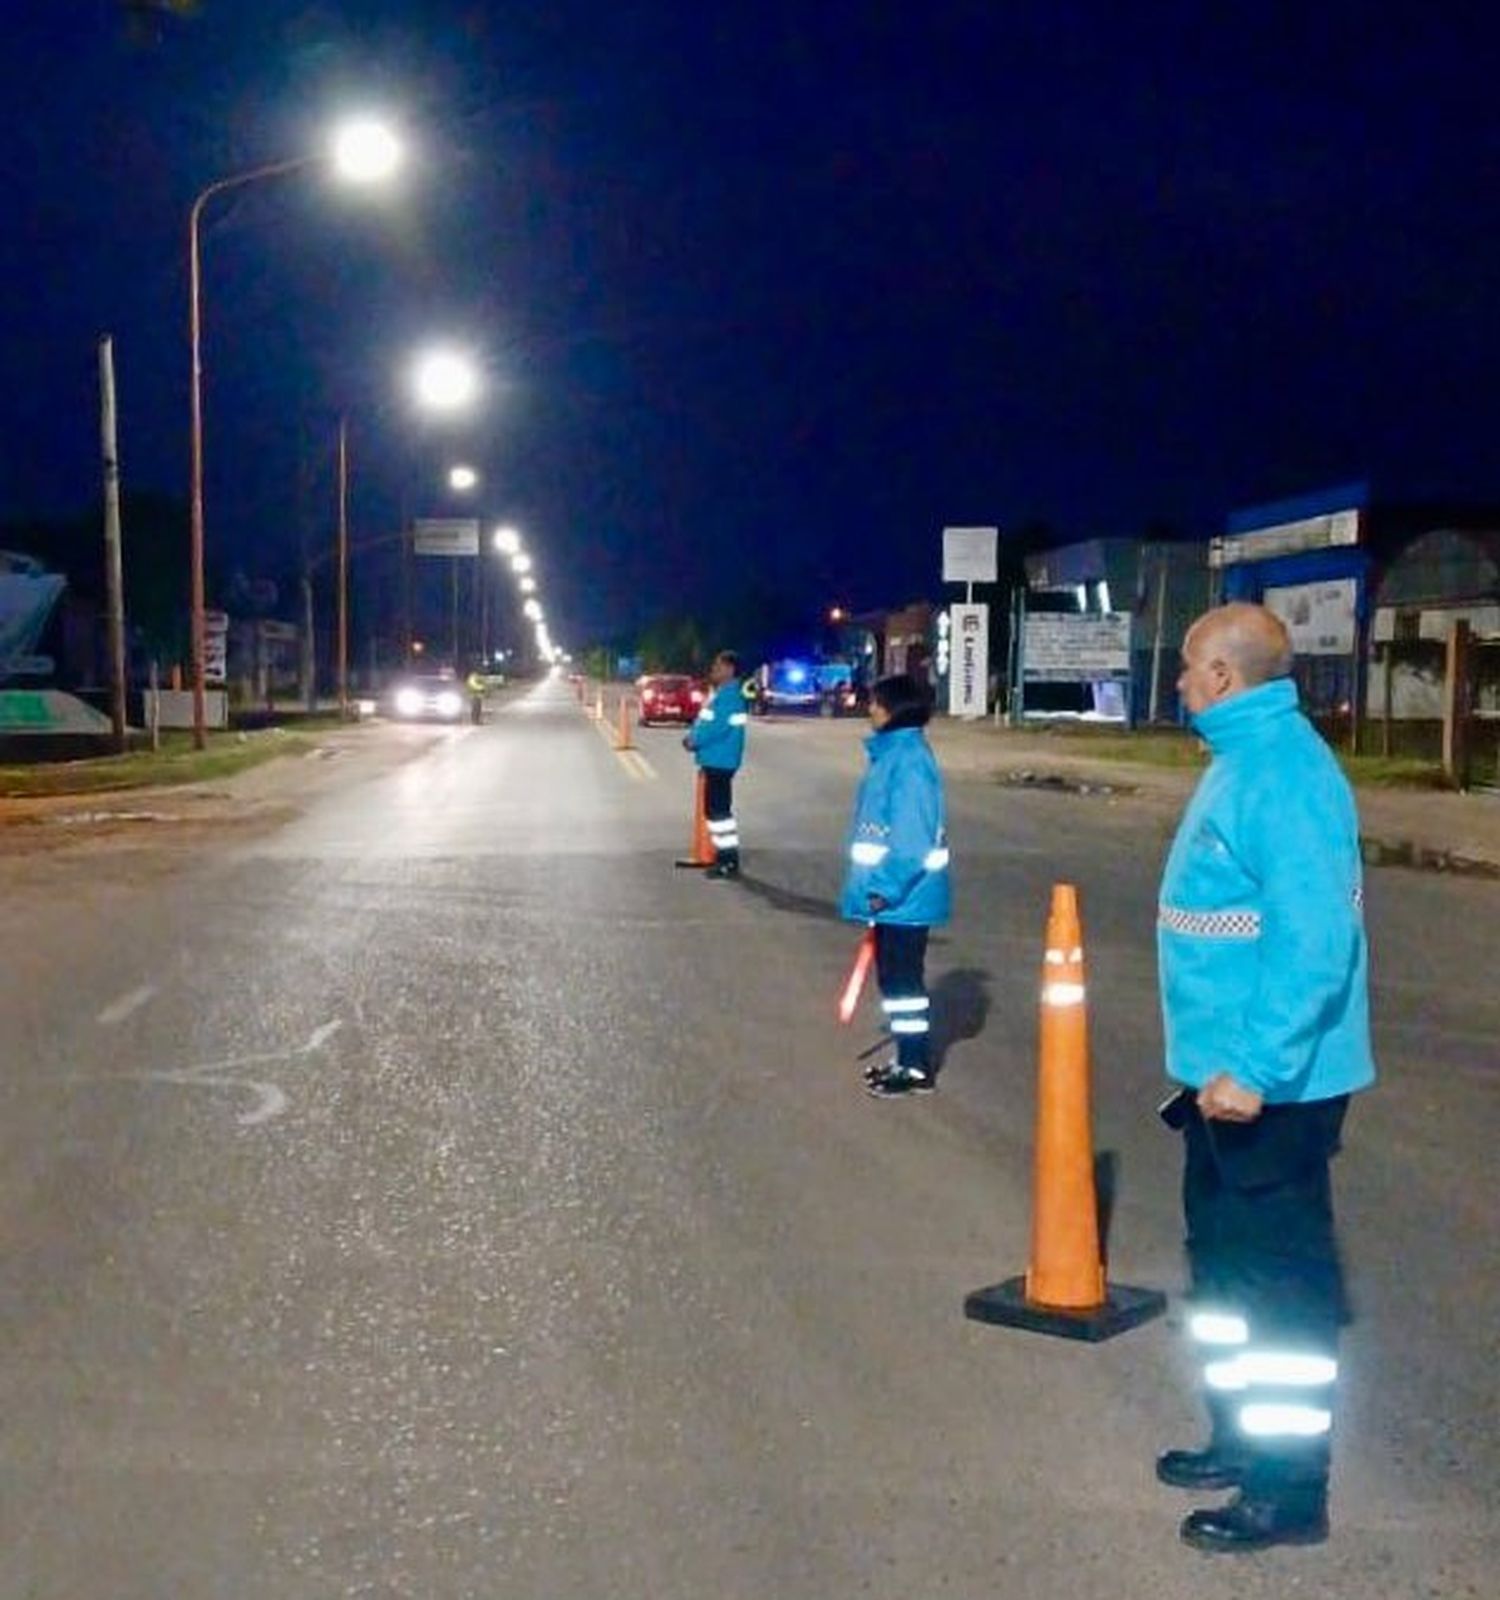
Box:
[637,673,706,726]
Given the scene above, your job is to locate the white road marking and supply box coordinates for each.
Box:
[96,985,157,1026]
[84,1018,343,1129]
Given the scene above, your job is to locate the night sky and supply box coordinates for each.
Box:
[4,2,1499,644]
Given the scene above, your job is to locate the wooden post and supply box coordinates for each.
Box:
[1381,642,1394,759]
[1442,619,1473,789]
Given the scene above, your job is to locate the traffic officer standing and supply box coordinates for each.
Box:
[1156,603,1375,1553]
[684,650,749,879]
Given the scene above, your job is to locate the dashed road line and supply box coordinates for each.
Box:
[96,985,157,1026]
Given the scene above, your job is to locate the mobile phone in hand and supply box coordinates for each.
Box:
[1158,1086,1194,1130]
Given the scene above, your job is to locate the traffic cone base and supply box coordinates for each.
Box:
[963,1276,1167,1344]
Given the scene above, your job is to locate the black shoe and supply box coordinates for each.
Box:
[1180,1490,1328,1553]
[864,1065,934,1098]
[1156,1446,1243,1491]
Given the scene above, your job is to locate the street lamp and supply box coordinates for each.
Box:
[493,525,521,556]
[511,552,533,575]
[413,348,481,413]
[524,599,544,623]
[448,464,479,492]
[519,575,537,595]
[188,115,402,748]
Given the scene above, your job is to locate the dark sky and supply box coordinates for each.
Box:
[4,2,1499,641]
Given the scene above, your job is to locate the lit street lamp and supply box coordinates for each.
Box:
[519,575,537,595]
[413,348,481,414]
[511,552,533,575]
[493,525,521,556]
[448,464,480,492]
[523,599,544,623]
[188,115,403,748]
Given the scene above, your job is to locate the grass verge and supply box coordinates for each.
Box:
[0,729,311,798]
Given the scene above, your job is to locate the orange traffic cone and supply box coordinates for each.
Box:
[964,884,1166,1342]
[616,694,635,751]
[673,770,715,869]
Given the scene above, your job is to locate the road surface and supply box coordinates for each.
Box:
[0,680,1494,1598]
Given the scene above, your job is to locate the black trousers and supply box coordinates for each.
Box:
[703,769,739,864]
[874,924,930,1071]
[1181,1096,1349,1493]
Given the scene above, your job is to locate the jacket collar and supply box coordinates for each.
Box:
[1191,676,1300,754]
[865,725,924,759]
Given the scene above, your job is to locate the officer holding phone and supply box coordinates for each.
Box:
[1155,604,1375,1554]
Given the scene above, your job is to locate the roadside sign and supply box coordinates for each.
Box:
[1022,613,1131,682]
[943,526,999,585]
[413,518,480,558]
[948,604,989,718]
[1264,579,1357,656]
[204,609,228,685]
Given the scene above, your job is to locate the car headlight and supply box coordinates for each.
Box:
[395,687,423,717]
[436,691,463,718]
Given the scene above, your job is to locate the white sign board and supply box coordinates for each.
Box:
[1023,613,1132,682]
[1263,579,1357,656]
[1210,507,1360,568]
[947,604,989,718]
[943,526,999,585]
[204,609,229,685]
[413,518,480,558]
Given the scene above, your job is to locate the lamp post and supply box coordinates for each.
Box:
[187,118,401,748]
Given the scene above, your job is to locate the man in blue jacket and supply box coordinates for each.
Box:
[1156,603,1375,1554]
[684,650,749,879]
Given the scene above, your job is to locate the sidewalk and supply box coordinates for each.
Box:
[926,719,1500,878]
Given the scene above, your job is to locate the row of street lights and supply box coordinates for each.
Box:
[188,115,563,745]
[493,526,564,668]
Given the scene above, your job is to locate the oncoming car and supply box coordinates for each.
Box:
[637,674,706,726]
[387,674,467,723]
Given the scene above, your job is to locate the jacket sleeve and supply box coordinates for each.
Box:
[1226,781,1362,1096]
[686,697,731,755]
[865,756,941,908]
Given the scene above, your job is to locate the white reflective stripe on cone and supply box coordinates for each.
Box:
[881,997,930,1014]
[1238,1404,1332,1439]
[1189,1311,1250,1347]
[1041,981,1086,1007]
[850,842,889,866]
[890,1018,931,1036]
[1205,1352,1338,1391]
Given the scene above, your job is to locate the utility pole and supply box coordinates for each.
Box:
[98,335,129,752]
[337,414,350,716]
[1148,547,1169,725]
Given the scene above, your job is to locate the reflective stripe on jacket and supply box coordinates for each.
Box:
[839,725,951,927]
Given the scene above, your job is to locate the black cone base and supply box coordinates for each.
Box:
[964,1275,1167,1343]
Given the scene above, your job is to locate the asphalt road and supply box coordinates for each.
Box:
[0,679,1495,1598]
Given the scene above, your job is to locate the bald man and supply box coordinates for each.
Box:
[1155,604,1375,1553]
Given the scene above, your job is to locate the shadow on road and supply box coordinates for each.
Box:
[930,966,992,1075]
[732,872,843,924]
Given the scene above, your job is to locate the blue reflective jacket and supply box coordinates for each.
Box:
[1158,678,1376,1103]
[839,725,951,927]
[686,680,748,772]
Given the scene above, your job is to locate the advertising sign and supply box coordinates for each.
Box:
[204,609,229,685]
[1209,507,1360,568]
[413,518,480,558]
[1022,613,1132,682]
[942,526,999,585]
[947,603,989,718]
[1263,578,1358,656]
